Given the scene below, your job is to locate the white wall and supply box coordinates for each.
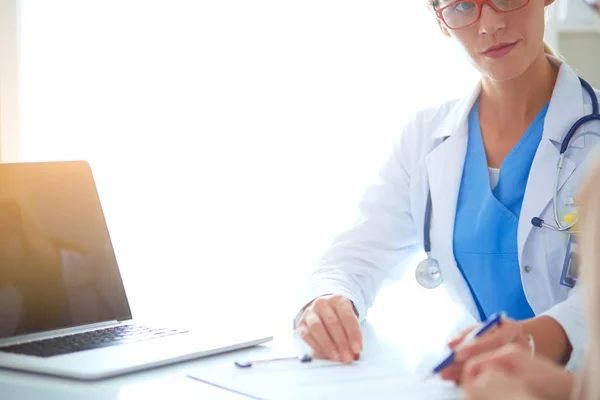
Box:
[559,29,600,87]
[15,1,479,333]
[554,0,600,87]
[0,0,19,162]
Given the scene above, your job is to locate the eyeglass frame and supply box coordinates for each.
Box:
[433,0,532,30]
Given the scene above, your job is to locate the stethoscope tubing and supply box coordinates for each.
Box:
[418,78,599,288]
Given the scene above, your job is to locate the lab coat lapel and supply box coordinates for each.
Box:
[425,134,468,265]
[425,84,479,314]
[518,61,585,259]
[518,140,576,257]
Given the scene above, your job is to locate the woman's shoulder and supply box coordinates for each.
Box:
[400,97,464,144]
[386,97,466,170]
[413,99,461,125]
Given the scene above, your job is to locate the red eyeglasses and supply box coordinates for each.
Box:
[434,0,531,30]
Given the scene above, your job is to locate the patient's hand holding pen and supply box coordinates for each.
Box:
[423,312,505,380]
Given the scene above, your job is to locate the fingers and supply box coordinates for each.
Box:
[440,325,479,384]
[333,298,363,354]
[439,362,465,384]
[464,369,521,400]
[448,326,478,349]
[462,344,526,385]
[314,299,351,362]
[303,306,340,361]
[296,322,327,359]
[456,321,527,362]
[297,295,362,363]
[441,319,528,386]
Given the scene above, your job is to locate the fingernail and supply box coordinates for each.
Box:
[352,343,361,354]
[450,334,462,343]
[343,351,353,363]
[331,351,340,362]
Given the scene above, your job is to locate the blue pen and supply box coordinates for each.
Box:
[423,312,505,380]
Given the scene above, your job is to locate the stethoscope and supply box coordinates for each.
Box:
[416,78,600,289]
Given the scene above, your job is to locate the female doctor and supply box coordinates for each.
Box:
[294,0,600,381]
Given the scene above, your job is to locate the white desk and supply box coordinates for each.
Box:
[0,282,473,399]
[0,324,462,400]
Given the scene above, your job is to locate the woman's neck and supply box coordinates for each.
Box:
[479,51,558,131]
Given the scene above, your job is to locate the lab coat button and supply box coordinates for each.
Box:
[523,265,532,273]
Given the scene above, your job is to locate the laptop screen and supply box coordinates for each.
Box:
[0,161,132,339]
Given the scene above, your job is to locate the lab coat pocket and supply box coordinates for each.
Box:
[543,228,572,299]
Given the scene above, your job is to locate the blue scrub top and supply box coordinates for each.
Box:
[453,99,549,322]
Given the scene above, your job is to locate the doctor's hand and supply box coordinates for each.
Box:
[439,318,532,385]
[296,295,362,364]
[462,344,575,400]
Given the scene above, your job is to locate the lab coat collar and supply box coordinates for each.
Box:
[544,57,590,146]
[431,81,481,139]
[432,56,589,143]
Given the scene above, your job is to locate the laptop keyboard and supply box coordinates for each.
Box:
[0,325,189,358]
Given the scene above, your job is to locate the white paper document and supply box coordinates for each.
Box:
[186,357,463,400]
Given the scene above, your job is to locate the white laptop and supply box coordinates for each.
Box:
[0,160,272,380]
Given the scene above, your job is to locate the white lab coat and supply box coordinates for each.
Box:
[300,58,600,371]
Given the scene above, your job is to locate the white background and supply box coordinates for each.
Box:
[17,1,479,337]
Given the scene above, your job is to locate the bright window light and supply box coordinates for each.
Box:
[18,0,479,333]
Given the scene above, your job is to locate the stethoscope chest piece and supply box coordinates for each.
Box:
[415,257,443,289]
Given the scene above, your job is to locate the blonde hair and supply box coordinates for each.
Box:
[572,158,600,400]
[543,41,557,57]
